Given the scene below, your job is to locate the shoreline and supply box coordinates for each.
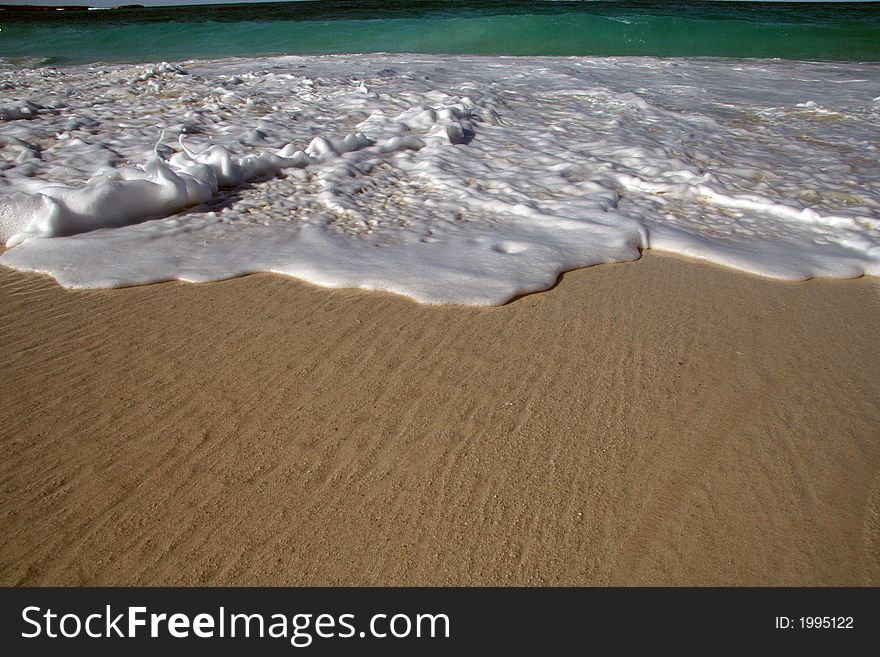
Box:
[2,252,878,586]
[3,55,878,304]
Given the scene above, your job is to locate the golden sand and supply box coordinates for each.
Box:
[1,253,878,585]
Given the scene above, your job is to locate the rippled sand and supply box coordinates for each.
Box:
[2,253,878,585]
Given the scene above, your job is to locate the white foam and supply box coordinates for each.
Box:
[1,55,878,304]
[0,99,45,122]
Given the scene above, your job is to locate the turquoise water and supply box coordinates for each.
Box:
[1,1,879,65]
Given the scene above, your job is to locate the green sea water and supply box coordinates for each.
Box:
[1,1,879,65]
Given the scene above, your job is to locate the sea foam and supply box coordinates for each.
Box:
[0,55,878,304]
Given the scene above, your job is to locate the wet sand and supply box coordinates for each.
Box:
[1,253,878,585]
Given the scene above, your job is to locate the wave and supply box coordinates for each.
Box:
[1,54,878,304]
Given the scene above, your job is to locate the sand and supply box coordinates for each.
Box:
[1,252,878,586]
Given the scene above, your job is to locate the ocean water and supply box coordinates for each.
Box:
[0,3,878,304]
[1,1,880,65]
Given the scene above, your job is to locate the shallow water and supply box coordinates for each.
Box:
[2,1,880,65]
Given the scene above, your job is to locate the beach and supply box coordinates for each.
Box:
[2,3,880,589]
[2,252,878,586]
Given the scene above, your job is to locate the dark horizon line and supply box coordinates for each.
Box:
[4,0,880,10]
[3,0,880,14]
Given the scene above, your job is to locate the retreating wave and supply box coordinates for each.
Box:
[1,55,878,304]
